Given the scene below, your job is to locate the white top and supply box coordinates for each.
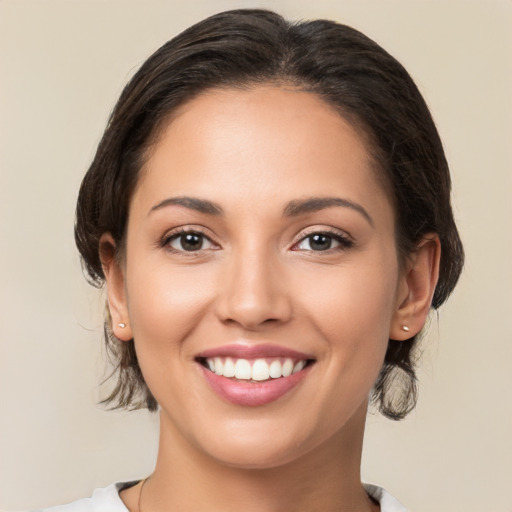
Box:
[36,482,408,511]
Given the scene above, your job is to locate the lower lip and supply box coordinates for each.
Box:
[199,364,312,407]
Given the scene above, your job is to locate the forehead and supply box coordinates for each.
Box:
[134,86,392,223]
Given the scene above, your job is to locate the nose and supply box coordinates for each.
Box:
[214,247,293,330]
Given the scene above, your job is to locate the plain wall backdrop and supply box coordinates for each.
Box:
[1,1,511,511]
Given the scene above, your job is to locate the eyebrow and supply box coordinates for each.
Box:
[149,196,223,216]
[148,195,373,226]
[283,197,374,226]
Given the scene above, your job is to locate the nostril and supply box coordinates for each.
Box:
[220,314,285,331]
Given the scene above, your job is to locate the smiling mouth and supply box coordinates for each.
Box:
[196,357,315,382]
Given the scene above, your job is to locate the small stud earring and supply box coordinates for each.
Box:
[401,325,410,332]
[118,323,127,328]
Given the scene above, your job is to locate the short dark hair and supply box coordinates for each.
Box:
[75,9,464,420]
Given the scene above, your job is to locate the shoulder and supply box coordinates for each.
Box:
[364,483,409,512]
[34,482,136,512]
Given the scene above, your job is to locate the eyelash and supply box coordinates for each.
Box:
[160,227,354,254]
[160,227,217,254]
[292,229,354,252]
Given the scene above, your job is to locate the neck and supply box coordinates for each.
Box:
[137,403,377,512]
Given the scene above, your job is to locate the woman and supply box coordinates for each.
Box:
[42,9,463,512]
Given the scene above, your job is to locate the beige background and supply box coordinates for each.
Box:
[1,1,511,511]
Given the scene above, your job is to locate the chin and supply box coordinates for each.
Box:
[206,440,307,471]
[191,416,327,471]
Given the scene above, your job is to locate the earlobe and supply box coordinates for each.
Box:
[99,233,133,341]
[390,235,441,340]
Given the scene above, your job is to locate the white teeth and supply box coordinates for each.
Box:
[251,359,270,381]
[282,358,294,377]
[234,359,252,380]
[214,357,223,375]
[205,357,308,381]
[292,360,306,374]
[223,357,235,378]
[269,360,282,378]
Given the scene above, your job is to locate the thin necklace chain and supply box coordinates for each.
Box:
[137,474,378,512]
[138,476,150,512]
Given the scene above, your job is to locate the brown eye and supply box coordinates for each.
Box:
[307,234,333,251]
[168,231,214,252]
[294,231,353,252]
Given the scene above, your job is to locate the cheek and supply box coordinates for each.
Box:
[125,258,214,343]
[298,259,398,344]
[123,258,218,409]
[296,258,398,405]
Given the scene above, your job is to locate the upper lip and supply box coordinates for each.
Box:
[195,343,313,360]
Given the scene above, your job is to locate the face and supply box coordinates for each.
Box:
[108,86,409,468]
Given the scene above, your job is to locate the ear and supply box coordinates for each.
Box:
[99,233,133,341]
[390,235,441,340]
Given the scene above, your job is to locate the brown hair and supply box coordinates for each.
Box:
[75,9,464,420]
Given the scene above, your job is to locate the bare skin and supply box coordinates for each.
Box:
[122,404,377,512]
[105,86,440,512]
